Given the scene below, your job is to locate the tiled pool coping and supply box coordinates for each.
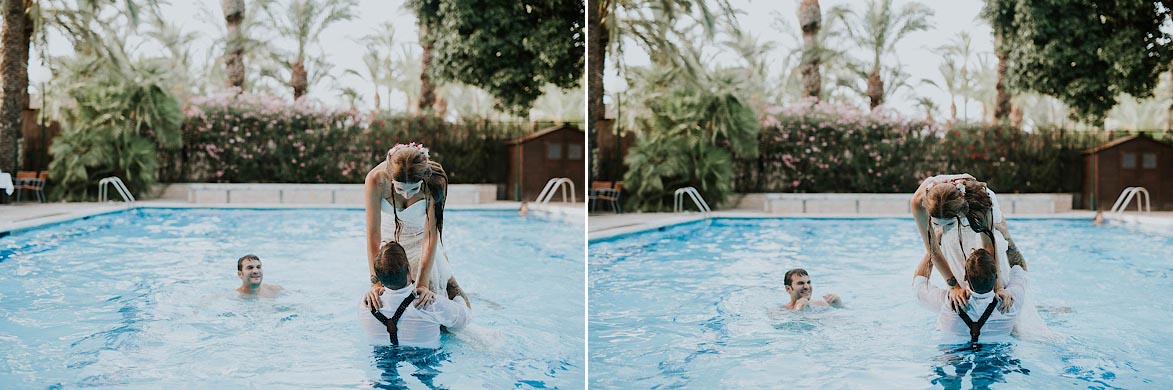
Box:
[586,210,1126,242]
[0,201,583,236]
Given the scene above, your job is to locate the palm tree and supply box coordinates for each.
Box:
[832,0,932,110]
[345,45,386,110]
[797,0,821,99]
[0,0,29,174]
[336,86,362,110]
[222,0,244,91]
[261,0,355,100]
[404,0,439,114]
[922,57,961,125]
[588,0,735,155]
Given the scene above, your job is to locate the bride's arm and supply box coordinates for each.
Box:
[363,169,385,308]
[912,185,969,311]
[364,169,384,276]
[413,192,441,307]
[912,187,958,283]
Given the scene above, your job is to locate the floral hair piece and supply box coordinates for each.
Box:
[925,178,966,195]
[389,142,430,159]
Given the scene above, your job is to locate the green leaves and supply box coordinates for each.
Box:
[409,0,584,114]
[984,0,1173,124]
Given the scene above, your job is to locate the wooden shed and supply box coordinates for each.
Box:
[506,123,585,201]
[1082,134,1173,210]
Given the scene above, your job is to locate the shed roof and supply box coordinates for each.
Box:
[1083,134,1173,154]
[506,123,583,145]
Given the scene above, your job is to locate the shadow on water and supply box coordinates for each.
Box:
[371,346,451,390]
[929,343,1030,390]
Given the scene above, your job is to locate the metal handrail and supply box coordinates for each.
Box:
[535,177,576,204]
[98,177,136,205]
[674,187,711,214]
[1110,186,1150,215]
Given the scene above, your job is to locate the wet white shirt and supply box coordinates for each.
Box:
[357,283,471,349]
[914,265,1027,344]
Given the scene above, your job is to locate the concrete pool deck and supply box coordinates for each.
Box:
[588,210,1173,241]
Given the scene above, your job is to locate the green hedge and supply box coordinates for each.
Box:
[161,93,533,184]
[735,101,1147,194]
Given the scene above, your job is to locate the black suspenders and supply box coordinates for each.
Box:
[957,298,1000,343]
[370,295,418,345]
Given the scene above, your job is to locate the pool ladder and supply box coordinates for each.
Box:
[536,177,576,204]
[674,187,711,215]
[98,176,136,205]
[1109,186,1150,215]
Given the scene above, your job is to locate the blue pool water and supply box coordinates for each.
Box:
[0,208,583,389]
[589,218,1173,389]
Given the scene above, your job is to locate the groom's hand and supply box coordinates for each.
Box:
[823,294,842,307]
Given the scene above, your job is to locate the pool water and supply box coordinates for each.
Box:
[0,208,583,389]
[589,218,1173,389]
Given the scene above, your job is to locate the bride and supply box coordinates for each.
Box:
[362,142,468,309]
[912,174,1049,338]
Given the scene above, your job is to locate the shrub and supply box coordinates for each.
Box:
[164,92,531,184]
[735,100,1121,194]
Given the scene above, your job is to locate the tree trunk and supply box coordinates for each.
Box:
[798,0,821,100]
[418,22,436,115]
[290,60,307,100]
[18,2,31,111]
[588,1,608,149]
[0,0,28,174]
[867,68,884,110]
[993,35,1011,122]
[223,0,246,92]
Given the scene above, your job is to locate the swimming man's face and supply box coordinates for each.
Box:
[786,275,812,301]
[238,259,263,287]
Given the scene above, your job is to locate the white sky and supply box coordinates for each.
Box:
[604,0,994,120]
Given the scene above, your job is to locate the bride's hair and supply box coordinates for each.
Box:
[963,180,994,234]
[925,183,968,219]
[385,145,448,241]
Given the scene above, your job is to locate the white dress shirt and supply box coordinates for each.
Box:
[357,283,472,349]
[914,265,1027,344]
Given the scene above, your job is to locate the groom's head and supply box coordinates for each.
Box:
[964,249,997,294]
[373,241,411,289]
[784,268,812,302]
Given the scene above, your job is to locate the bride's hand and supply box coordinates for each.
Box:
[413,286,436,307]
[364,284,384,309]
[995,289,1014,313]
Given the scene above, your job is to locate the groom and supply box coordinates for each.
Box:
[914,249,1026,343]
[358,241,471,348]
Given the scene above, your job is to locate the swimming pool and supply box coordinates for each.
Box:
[589,218,1173,389]
[0,208,583,389]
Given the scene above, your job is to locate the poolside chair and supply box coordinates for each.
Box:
[15,171,47,203]
[589,181,623,213]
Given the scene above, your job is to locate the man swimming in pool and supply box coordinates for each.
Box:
[782,268,844,311]
[235,254,283,297]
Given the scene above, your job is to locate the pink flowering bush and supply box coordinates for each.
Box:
[742,99,939,193]
[738,99,1111,193]
[164,92,528,184]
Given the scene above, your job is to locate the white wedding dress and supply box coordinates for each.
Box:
[381,197,454,296]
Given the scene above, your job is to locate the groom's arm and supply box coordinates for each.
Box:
[913,254,947,311]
